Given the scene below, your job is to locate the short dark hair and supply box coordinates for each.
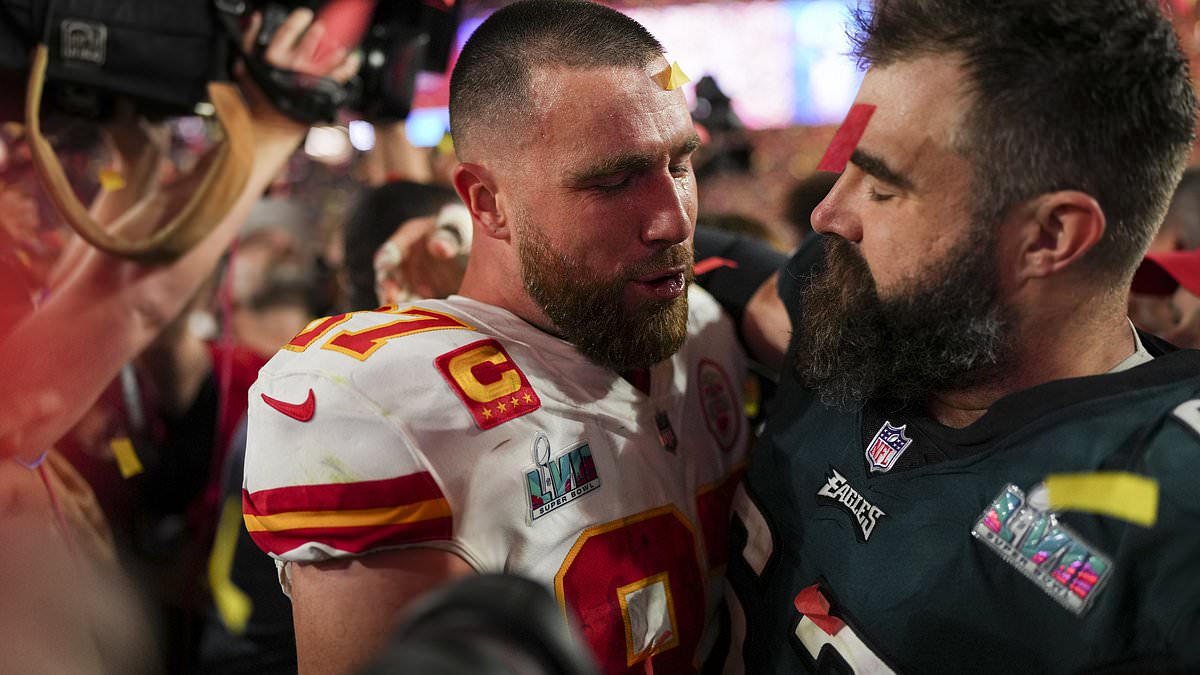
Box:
[851,0,1197,284]
[449,0,664,160]
[1164,166,1200,250]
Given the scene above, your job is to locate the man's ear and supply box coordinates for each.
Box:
[452,162,510,241]
[1015,191,1106,281]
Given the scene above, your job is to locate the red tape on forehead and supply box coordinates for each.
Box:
[816,104,876,173]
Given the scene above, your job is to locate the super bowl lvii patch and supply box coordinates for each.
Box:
[526,433,601,522]
[972,484,1112,616]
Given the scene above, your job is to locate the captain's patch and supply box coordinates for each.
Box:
[436,339,541,430]
[972,484,1113,616]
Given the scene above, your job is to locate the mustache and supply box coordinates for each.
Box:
[622,244,695,280]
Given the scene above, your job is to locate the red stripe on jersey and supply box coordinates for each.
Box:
[243,472,445,516]
[247,517,454,557]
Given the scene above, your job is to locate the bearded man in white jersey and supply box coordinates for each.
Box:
[242,2,748,673]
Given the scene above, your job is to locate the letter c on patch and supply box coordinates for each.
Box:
[448,343,522,402]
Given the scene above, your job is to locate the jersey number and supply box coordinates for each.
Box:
[283,305,474,360]
[732,488,893,674]
[555,504,719,673]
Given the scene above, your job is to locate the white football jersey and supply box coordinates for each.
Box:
[243,287,748,673]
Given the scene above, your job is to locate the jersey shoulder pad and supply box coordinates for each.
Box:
[1169,397,1200,441]
[267,301,547,434]
[687,284,731,331]
[685,283,747,371]
[265,302,482,373]
[1147,397,1200,507]
[243,367,454,562]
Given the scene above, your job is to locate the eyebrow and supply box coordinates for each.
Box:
[569,134,703,185]
[850,149,916,192]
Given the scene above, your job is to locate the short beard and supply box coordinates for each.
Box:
[793,229,1013,409]
[516,215,693,372]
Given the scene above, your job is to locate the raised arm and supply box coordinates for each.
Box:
[0,8,359,460]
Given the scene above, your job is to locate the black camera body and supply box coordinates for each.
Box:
[0,0,457,124]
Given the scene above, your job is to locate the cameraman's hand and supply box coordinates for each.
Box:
[101,100,167,175]
[239,8,362,134]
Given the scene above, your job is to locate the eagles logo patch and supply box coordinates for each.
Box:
[815,466,886,542]
[435,339,541,430]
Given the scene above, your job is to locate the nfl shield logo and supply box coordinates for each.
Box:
[865,421,913,473]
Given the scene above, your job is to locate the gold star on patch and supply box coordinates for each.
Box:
[482,407,493,419]
[497,401,507,413]
[523,392,533,404]
[511,396,520,406]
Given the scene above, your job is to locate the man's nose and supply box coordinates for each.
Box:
[642,171,694,247]
[811,175,862,243]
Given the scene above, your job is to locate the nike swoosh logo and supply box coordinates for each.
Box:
[261,389,316,422]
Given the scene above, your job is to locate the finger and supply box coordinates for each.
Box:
[241,12,263,55]
[292,20,328,73]
[389,216,438,251]
[1166,324,1200,349]
[265,7,316,66]
[327,49,362,83]
[427,236,457,260]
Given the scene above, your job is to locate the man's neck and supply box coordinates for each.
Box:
[925,310,1136,429]
[459,258,557,334]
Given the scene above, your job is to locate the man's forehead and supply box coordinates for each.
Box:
[525,61,681,118]
[861,58,965,131]
[850,57,970,176]
[519,62,693,157]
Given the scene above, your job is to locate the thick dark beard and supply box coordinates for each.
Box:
[793,231,1013,409]
[517,217,693,372]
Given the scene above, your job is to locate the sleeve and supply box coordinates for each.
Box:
[1145,407,1200,668]
[241,367,453,563]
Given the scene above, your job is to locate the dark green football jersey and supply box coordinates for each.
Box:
[726,249,1200,674]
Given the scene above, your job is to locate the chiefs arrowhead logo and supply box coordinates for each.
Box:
[261,389,316,422]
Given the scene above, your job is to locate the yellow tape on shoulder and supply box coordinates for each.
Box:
[1044,472,1158,528]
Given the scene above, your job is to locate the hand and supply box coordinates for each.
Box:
[1129,293,1177,337]
[0,389,60,461]
[1163,287,1200,349]
[374,206,470,304]
[100,99,167,175]
[238,8,362,132]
